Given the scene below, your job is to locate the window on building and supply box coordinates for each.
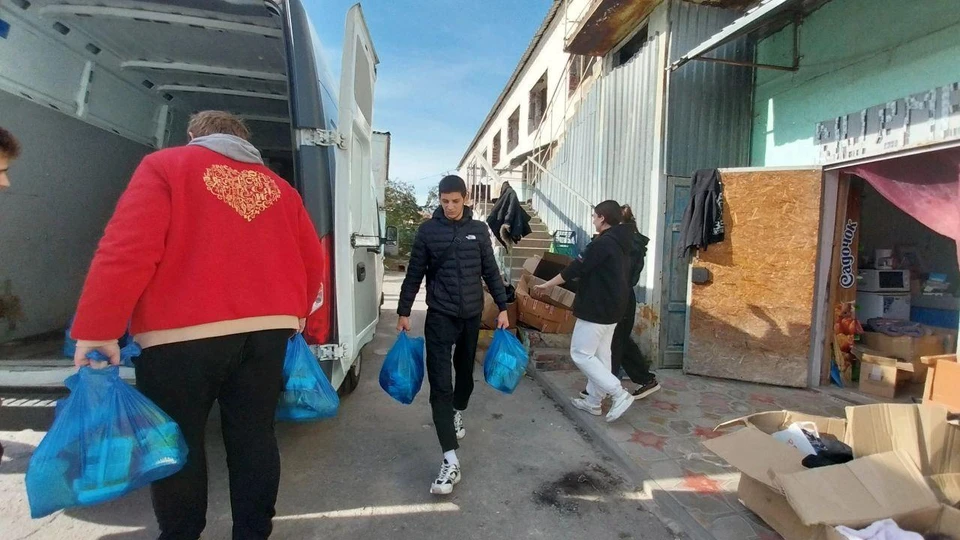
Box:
[568,55,595,97]
[614,25,649,68]
[507,107,520,152]
[492,130,501,167]
[481,148,488,165]
[528,71,548,134]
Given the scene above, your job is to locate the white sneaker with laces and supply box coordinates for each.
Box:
[454,410,465,440]
[430,459,462,495]
[606,389,634,422]
[570,397,602,416]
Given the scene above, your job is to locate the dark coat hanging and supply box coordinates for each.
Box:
[486,184,532,247]
[677,168,725,258]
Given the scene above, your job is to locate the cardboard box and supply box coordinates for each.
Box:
[516,275,576,334]
[480,291,518,330]
[521,254,578,292]
[526,274,576,309]
[922,354,960,412]
[823,505,960,540]
[705,404,960,540]
[856,348,915,399]
[861,327,957,383]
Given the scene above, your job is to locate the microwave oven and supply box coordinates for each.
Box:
[858,269,910,293]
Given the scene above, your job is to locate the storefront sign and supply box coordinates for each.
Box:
[839,219,859,289]
[816,82,960,164]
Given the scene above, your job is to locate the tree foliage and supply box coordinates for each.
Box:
[385,178,423,254]
[422,186,440,214]
[385,178,422,229]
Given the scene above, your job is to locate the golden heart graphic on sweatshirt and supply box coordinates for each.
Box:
[203,164,281,222]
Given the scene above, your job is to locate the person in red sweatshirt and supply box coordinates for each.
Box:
[70,111,324,540]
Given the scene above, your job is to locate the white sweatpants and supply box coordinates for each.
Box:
[570,319,623,406]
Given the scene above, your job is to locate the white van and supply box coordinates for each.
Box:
[0,0,390,393]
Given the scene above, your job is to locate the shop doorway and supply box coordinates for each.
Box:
[822,147,960,398]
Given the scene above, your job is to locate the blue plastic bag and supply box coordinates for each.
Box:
[379,331,425,405]
[276,334,340,422]
[26,366,188,518]
[483,329,529,394]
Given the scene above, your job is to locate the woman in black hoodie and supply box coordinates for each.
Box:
[535,200,635,423]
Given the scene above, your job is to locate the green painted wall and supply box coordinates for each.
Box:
[751,0,960,166]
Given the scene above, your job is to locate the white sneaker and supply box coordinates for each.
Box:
[606,389,634,423]
[454,410,465,440]
[570,397,602,416]
[430,459,462,495]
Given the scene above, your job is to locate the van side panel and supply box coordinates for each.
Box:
[0,92,151,343]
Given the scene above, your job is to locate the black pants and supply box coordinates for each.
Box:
[611,296,654,385]
[134,329,290,540]
[424,310,481,452]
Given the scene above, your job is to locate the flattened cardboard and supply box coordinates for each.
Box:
[775,451,939,527]
[715,410,847,438]
[703,427,807,489]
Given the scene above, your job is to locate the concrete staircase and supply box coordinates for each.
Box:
[502,203,553,283]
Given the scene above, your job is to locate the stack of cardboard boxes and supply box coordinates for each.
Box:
[852,326,957,399]
[481,253,580,334]
[704,403,960,539]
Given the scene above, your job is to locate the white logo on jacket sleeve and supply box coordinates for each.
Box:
[466,235,477,240]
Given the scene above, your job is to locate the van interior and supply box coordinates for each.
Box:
[0,0,300,357]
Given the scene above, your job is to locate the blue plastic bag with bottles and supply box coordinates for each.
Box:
[26,365,188,518]
[379,331,425,405]
[276,334,340,422]
[483,329,529,394]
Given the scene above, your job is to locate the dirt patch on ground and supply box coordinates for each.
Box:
[532,464,623,516]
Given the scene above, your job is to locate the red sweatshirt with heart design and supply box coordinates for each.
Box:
[70,144,325,349]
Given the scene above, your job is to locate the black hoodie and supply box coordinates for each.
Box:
[624,221,650,288]
[560,224,633,324]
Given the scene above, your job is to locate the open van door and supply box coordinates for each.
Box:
[334,5,380,373]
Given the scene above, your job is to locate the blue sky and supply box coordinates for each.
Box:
[307,0,552,202]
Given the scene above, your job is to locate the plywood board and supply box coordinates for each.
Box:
[686,168,823,388]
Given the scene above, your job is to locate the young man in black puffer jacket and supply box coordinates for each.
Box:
[397,175,509,495]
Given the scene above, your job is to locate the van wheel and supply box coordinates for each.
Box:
[338,351,362,397]
[380,293,385,307]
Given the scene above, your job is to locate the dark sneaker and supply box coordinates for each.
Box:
[632,380,661,400]
[430,459,462,495]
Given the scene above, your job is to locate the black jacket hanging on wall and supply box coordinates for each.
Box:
[677,168,725,258]
[486,185,532,248]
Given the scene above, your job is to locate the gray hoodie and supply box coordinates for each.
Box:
[188,134,263,164]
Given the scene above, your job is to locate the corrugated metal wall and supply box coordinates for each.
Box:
[665,0,754,177]
[533,37,661,249]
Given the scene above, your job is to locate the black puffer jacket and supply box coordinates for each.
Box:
[560,224,633,324]
[398,206,508,319]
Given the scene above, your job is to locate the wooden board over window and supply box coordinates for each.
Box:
[685,168,823,388]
